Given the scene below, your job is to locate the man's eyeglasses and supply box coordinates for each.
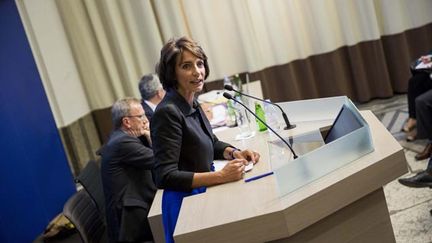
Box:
[125,114,147,121]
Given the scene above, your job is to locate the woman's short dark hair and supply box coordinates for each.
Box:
[156,36,210,90]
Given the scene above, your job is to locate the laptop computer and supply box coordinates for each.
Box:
[269,104,363,157]
[324,104,363,144]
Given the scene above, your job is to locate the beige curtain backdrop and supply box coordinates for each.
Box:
[55,0,163,109]
[53,0,432,110]
[20,0,432,173]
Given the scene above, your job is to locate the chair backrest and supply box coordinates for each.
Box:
[63,190,108,243]
[75,160,105,217]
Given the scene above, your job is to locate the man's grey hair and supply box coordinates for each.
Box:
[138,73,163,100]
[111,97,141,129]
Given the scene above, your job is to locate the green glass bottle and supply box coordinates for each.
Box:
[255,102,267,132]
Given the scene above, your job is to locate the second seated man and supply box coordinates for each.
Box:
[138,73,166,122]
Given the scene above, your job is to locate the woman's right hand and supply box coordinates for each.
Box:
[219,159,247,183]
[192,159,248,188]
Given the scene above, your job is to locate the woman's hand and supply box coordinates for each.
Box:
[218,159,247,183]
[233,149,260,165]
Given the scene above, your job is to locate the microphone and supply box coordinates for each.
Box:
[224,84,296,130]
[223,92,298,159]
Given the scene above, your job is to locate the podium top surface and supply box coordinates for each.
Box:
[173,111,406,242]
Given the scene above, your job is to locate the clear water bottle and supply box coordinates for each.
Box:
[223,76,231,87]
[224,76,237,97]
[226,99,237,127]
[232,74,242,93]
[264,100,280,139]
[224,76,237,127]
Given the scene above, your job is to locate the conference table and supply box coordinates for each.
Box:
[148,110,407,243]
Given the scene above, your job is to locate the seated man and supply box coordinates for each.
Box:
[403,51,432,141]
[100,97,156,242]
[413,89,432,160]
[138,73,165,122]
[399,89,432,187]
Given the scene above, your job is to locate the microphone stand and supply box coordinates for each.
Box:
[224,84,296,130]
[223,92,298,159]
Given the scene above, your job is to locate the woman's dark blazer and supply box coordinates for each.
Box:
[151,90,231,191]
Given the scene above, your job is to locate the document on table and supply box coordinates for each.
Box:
[415,62,432,69]
[415,55,432,69]
[213,160,254,172]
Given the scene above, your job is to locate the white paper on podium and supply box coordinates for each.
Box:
[212,160,253,172]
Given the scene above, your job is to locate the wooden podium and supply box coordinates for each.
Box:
[149,107,407,243]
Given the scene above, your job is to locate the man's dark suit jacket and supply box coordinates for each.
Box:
[141,100,154,122]
[100,129,156,242]
[151,89,231,191]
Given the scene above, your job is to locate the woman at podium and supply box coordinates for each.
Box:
[151,36,260,243]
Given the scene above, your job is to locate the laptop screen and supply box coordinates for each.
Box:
[324,104,363,144]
